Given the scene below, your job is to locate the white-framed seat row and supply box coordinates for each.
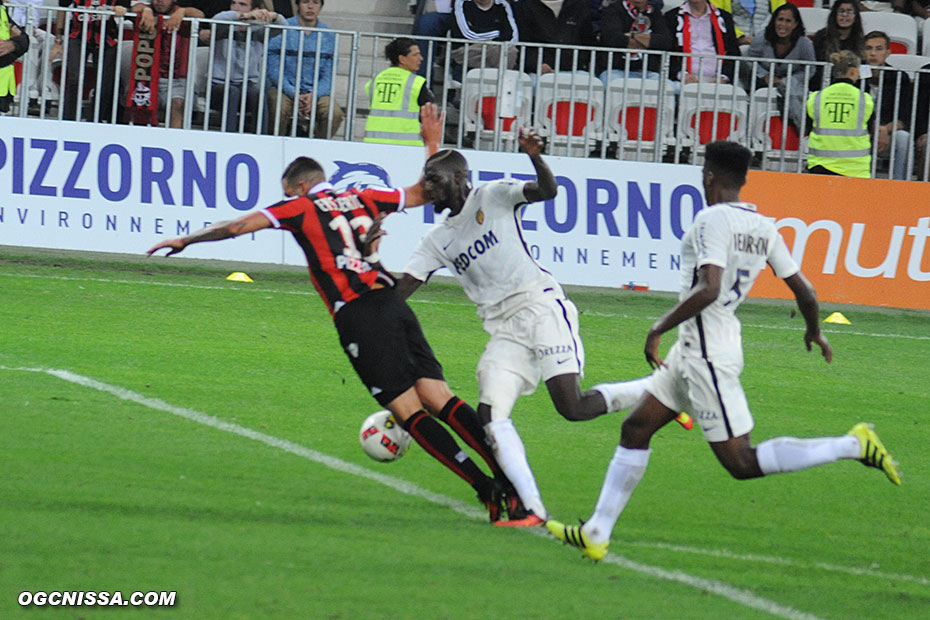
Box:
[461,69,762,161]
[799,8,918,55]
[461,68,533,148]
[863,12,918,55]
[605,77,677,160]
[885,53,930,78]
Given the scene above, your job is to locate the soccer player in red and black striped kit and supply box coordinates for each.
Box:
[146,105,512,521]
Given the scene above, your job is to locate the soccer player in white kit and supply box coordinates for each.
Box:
[385,129,662,527]
[546,141,902,560]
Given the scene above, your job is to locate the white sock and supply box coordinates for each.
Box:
[485,419,547,518]
[593,377,651,413]
[584,445,650,543]
[756,435,861,475]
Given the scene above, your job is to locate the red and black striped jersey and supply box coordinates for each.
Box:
[262,182,406,317]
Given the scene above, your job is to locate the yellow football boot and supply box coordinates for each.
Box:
[546,519,608,561]
[848,423,902,485]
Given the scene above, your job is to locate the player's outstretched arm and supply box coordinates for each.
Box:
[519,128,558,203]
[783,272,833,363]
[644,264,722,368]
[395,274,425,300]
[146,212,271,256]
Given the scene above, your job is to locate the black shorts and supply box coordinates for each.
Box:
[333,287,444,407]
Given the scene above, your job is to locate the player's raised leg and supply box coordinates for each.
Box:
[546,373,615,422]
[590,376,652,415]
[591,377,692,429]
[742,423,901,485]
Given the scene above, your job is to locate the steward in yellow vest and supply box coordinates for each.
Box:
[364,37,433,146]
[0,2,29,113]
[807,50,874,178]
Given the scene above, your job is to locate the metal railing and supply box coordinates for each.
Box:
[7,5,930,181]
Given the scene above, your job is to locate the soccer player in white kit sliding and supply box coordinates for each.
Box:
[546,140,902,560]
[374,128,682,527]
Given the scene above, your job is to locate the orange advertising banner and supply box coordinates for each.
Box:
[743,171,930,310]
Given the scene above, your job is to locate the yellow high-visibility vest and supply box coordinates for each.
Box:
[364,66,426,146]
[807,81,874,178]
[710,0,785,39]
[0,9,17,98]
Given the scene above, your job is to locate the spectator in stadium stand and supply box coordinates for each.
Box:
[0,0,29,113]
[176,0,226,38]
[807,49,874,177]
[448,0,519,75]
[903,0,930,25]
[261,0,293,18]
[364,37,434,145]
[709,0,784,45]
[412,1,453,85]
[664,0,742,88]
[9,0,58,103]
[592,0,668,36]
[810,0,864,90]
[598,0,674,83]
[863,30,912,180]
[911,62,930,178]
[200,0,285,133]
[589,0,605,33]
[131,0,203,127]
[511,0,598,74]
[741,2,814,131]
[56,0,132,122]
[265,0,344,138]
[176,0,225,17]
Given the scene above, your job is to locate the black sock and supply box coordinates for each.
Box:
[403,410,494,496]
[437,396,504,478]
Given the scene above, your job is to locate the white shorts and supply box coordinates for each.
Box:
[477,295,584,417]
[648,341,753,442]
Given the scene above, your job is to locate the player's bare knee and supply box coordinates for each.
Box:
[725,464,757,480]
[554,398,586,421]
[619,414,652,448]
[722,452,763,480]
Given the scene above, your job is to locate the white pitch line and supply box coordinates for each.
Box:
[2,270,927,342]
[5,364,828,620]
[623,541,930,587]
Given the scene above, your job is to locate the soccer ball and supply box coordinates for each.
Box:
[359,410,411,462]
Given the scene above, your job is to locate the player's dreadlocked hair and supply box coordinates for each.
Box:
[704,141,752,189]
[283,157,325,185]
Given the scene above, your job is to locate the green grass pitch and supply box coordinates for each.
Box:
[1,247,928,619]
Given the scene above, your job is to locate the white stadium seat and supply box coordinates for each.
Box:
[798,7,829,38]
[535,71,604,157]
[861,12,918,55]
[885,53,930,79]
